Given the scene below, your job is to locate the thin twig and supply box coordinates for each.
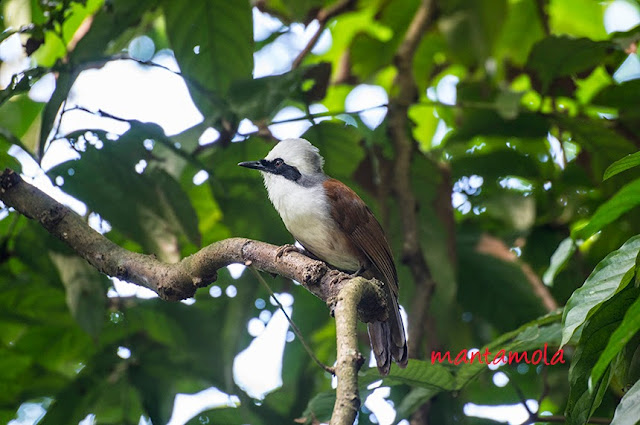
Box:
[291,0,357,69]
[535,0,550,35]
[57,105,217,177]
[507,371,534,416]
[511,368,613,425]
[537,365,549,407]
[249,267,335,375]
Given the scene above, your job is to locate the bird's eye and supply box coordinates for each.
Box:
[274,158,284,167]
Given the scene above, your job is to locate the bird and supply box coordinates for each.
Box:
[238,138,408,375]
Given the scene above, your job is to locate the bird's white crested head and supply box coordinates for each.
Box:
[265,138,324,176]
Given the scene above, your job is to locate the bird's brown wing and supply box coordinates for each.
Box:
[322,178,398,295]
[323,178,407,374]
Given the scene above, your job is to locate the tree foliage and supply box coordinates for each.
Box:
[1,0,640,424]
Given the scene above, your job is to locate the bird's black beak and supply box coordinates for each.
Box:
[238,160,268,171]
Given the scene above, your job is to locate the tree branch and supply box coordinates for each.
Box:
[330,277,372,425]
[291,0,356,69]
[0,169,389,314]
[476,234,558,312]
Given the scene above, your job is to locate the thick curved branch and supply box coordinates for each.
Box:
[0,169,388,315]
[330,277,372,425]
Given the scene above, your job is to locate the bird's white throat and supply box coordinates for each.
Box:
[262,173,360,271]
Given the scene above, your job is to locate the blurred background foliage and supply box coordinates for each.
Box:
[1,0,640,424]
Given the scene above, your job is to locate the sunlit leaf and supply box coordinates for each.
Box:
[604,152,640,181]
[573,179,640,241]
[610,377,640,425]
[526,36,610,92]
[543,237,577,286]
[162,0,253,117]
[495,0,544,65]
[363,359,456,391]
[565,286,639,425]
[562,235,640,346]
[590,294,640,389]
[409,104,439,150]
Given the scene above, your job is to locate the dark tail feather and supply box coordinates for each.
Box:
[368,298,408,375]
[368,321,391,375]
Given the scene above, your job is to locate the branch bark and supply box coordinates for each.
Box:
[0,168,389,424]
[330,277,378,425]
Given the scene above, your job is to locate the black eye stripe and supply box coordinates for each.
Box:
[268,159,300,181]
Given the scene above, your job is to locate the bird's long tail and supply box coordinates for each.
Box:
[367,295,408,375]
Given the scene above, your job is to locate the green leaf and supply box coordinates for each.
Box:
[0,94,44,140]
[162,0,253,117]
[299,391,335,425]
[604,152,640,181]
[573,178,640,241]
[350,0,422,79]
[526,36,610,92]
[186,405,264,425]
[562,235,640,346]
[49,253,108,339]
[457,243,547,332]
[408,104,440,150]
[32,0,106,67]
[0,136,22,173]
[450,148,542,181]
[39,347,121,425]
[565,286,640,425]
[495,89,523,120]
[48,127,200,260]
[438,0,508,67]
[548,0,607,40]
[590,294,640,389]
[228,63,330,122]
[611,377,640,425]
[543,237,577,286]
[454,315,563,389]
[495,0,544,65]
[302,121,365,179]
[593,79,640,110]
[446,111,549,143]
[394,387,441,422]
[364,359,456,391]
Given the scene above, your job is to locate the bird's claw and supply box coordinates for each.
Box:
[276,243,300,260]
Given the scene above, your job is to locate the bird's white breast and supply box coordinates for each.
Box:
[262,174,360,271]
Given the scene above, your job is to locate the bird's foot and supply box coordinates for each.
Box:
[347,265,366,278]
[275,243,301,260]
